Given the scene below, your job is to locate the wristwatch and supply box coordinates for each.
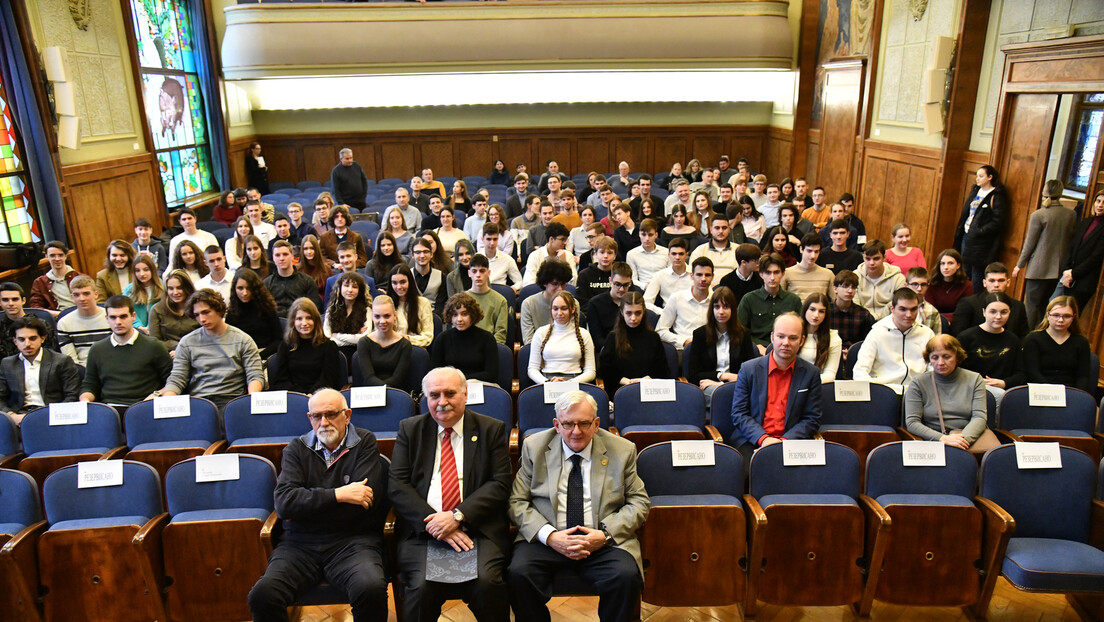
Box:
[452,509,465,523]
[601,525,614,546]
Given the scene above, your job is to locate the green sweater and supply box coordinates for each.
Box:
[468,288,509,345]
[82,333,173,405]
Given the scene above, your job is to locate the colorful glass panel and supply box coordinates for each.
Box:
[130,0,213,203]
[0,76,41,243]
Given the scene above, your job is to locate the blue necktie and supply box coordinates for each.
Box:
[567,454,584,528]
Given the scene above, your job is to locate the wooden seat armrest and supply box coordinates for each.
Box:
[742,494,767,616]
[1090,499,1104,551]
[972,495,1015,617]
[260,510,281,557]
[101,445,129,460]
[509,428,520,456]
[610,426,620,436]
[995,430,1020,444]
[896,427,921,441]
[204,440,229,455]
[0,452,25,468]
[1,519,48,608]
[705,425,723,443]
[132,513,171,620]
[858,494,892,613]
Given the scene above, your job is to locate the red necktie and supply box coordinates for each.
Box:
[440,428,460,511]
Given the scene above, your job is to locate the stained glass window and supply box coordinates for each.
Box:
[0,78,41,244]
[129,0,214,204]
[1063,94,1104,193]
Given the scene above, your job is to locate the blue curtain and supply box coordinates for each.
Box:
[188,0,229,192]
[0,1,65,243]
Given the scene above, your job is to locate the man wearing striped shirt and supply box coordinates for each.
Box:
[56,275,109,366]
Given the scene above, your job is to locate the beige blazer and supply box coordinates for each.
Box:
[509,427,650,575]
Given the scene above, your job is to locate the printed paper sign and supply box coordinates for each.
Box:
[782,439,826,466]
[640,379,676,402]
[901,441,946,467]
[1015,442,1062,469]
[834,380,871,402]
[50,401,87,426]
[671,440,716,466]
[195,453,241,483]
[467,381,485,405]
[350,386,387,409]
[252,391,288,414]
[78,460,123,488]
[154,395,191,419]
[1027,383,1066,408]
[543,381,579,404]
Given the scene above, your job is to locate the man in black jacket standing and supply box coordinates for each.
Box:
[330,148,369,212]
[248,388,389,622]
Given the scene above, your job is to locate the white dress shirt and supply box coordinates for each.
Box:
[626,245,670,290]
[197,271,233,306]
[657,288,710,350]
[21,350,44,409]
[487,253,523,287]
[427,415,466,512]
[643,266,691,314]
[537,438,595,544]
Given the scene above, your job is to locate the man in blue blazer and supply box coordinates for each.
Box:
[730,313,823,465]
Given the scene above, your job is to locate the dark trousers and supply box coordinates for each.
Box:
[397,534,510,622]
[965,263,986,293]
[1023,278,1057,329]
[248,535,388,622]
[507,541,642,622]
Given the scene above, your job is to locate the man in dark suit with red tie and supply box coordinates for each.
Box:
[389,366,513,622]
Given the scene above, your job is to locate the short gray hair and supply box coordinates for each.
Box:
[339,148,352,158]
[422,366,468,397]
[553,390,597,420]
[309,387,348,412]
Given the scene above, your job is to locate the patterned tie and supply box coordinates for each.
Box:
[440,428,461,512]
[567,454,584,529]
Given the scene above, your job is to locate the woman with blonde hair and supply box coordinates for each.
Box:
[123,254,163,328]
[1021,296,1094,393]
[269,297,343,393]
[528,290,596,384]
[225,216,254,270]
[356,294,413,388]
[905,334,998,453]
[884,223,927,274]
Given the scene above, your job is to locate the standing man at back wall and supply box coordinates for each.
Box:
[331,148,369,212]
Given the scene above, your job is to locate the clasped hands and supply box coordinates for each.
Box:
[424,511,473,552]
[547,526,607,560]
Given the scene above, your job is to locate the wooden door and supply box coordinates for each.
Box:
[816,63,864,199]
[993,93,1059,299]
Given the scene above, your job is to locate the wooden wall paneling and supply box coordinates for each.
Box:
[227,136,256,190]
[806,129,821,188]
[994,93,1060,298]
[419,141,455,180]
[538,139,572,177]
[576,138,611,176]
[858,142,941,254]
[730,132,765,173]
[498,139,533,176]
[342,143,377,182]
[67,184,110,273]
[303,145,339,184]
[764,128,794,182]
[614,138,649,176]
[262,145,300,185]
[691,137,725,167]
[653,138,688,175]
[459,140,493,178]
[380,143,416,181]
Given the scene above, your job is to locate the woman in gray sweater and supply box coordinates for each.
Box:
[904,334,996,454]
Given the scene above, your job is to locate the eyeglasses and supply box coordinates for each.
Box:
[1048,313,1074,321]
[907,282,929,289]
[611,281,632,289]
[557,420,595,432]
[308,410,346,423]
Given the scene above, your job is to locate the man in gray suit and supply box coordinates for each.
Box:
[0,315,80,425]
[507,390,649,622]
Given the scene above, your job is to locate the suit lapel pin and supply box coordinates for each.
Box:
[471,436,478,442]
[601,459,608,466]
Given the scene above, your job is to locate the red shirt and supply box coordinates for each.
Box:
[759,354,795,445]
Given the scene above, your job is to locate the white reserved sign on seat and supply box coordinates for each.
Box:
[350,386,387,408]
[50,401,87,426]
[195,453,241,483]
[1027,383,1066,408]
[671,440,715,467]
[252,391,288,414]
[833,380,871,402]
[640,378,676,402]
[901,441,946,467]
[78,459,123,488]
[543,381,579,404]
[154,395,191,419]
[1015,442,1062,469]
[782,439,826,466]
[467,381,485,405]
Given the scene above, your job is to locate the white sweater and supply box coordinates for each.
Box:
[853,316,934,394]
[528,321,596,384]
[799,329,843,383]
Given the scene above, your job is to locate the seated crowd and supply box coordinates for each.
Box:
[3,154,1103,620]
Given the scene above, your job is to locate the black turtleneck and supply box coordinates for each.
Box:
[598,324,671,399]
